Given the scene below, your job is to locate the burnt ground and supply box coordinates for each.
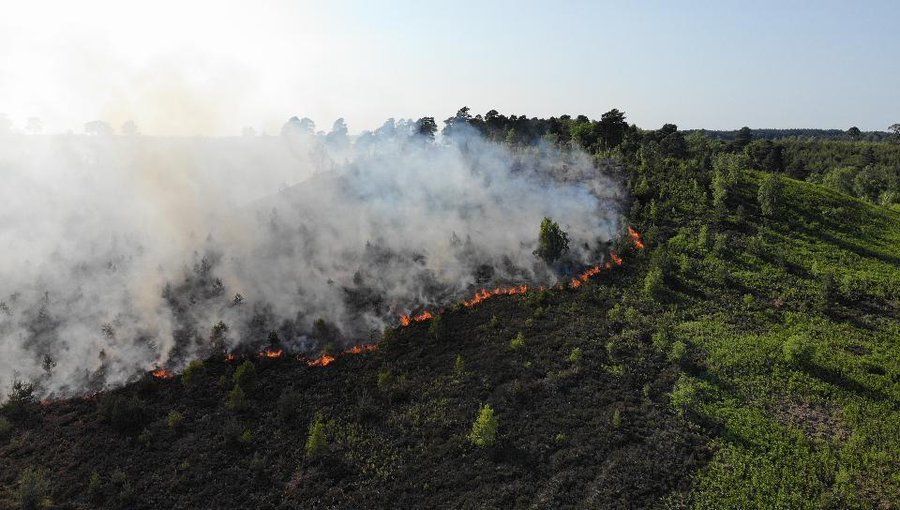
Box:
[0,263,711,509]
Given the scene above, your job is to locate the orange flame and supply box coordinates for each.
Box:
[344,343,378,355]
[463,284,530,308]
[610,250,623,265]
[628,226,646,250]
[400,310,434,326]
[151,368,174,379]
[307,354,336,367]
[225,353,238,363]
[259,348,284,359]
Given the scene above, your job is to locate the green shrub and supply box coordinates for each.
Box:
[668,340,687,364]
[181,360,205,386]
[98,395,148,433]
[233,361,257,392]
[509,332,526,350]
[670,376,699,416]
[643,267,666,301]
[568,347,583,364]
[305,414,328,458]
[652,330,671,352]
[240,429,253,444]
[429,314,447,341]
[468,404,499,447]
[17,467,49,510]
[87,471,103,504]
[782,334,814,367]
[167,411,184,431]
[377,369,393,393]
[611,408,622,429]
[0,416,12,440]
[2,379,36,419]
[534,217,570,263]
[227,384,248,412]
[454,355,466,377]
[758,173,782,218]
[277,390,303,424]
[489,315,500,329]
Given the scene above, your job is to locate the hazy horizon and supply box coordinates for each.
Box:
[2,0,898,135]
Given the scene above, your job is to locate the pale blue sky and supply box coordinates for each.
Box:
[2,0,897,134]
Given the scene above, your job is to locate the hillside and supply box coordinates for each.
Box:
[1,170,899,508]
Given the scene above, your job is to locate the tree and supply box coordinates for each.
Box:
[121,120,138,135]
[26,117,42,134]
[468,404,498,447]
[890,123,900,143]
[758,173,782,218]
[281,116,314,136]
[597,109,628,149]
[415,117,437,140]
[441,106,472,138]
[534,217,569,263]
[305,414,328,458]
[730,126,752,151]
[84,120,113,136]
[847,126,861,140]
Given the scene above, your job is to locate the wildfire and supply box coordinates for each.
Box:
[151,368,174,379]
[463,284,530,308]
[628,226,646,250]
[400,310,434,326]
[259,348,284,359]
[225,353,238,363]
[344,343,378,355]
[307,354,336,367]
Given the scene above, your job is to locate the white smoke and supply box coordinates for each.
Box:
[0,119,622,398]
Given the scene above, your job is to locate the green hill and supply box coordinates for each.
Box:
[2,164,899,508]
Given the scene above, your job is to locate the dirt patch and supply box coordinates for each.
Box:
[773,398,850,442]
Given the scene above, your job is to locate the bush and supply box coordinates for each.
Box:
[429,314,447,341]
[86,471,103,504]
[167,411,184,431]
[182,360,205,386]
[17,467,49,510]
[0,415,12,440]
[98,395,148,433]
[454,355,466,378]
[782,335,814,367]
[534,217,570,263]
[568,347,583,364]
[3,379,36,419]
[611,408,622,429]
[643,267,666,301]
[758,173,782,218]
[305,414,328,458]
[509,332,526,350]
[468,404,499,447]
[233,361,257,392]
[226,384,248,412]
[668,340,687,364]
[670,376,699,416]
[277,390,303,424]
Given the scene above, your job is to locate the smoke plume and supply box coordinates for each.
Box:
[0,119,622,397]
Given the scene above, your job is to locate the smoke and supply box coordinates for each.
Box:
[0,119,622,398]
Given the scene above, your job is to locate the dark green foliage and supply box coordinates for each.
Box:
[98,394,148,433]
[2,379,36,419]
[428,314,447,341]
[233,361,256,392]
[276,390,303,424]
[782,335,814,367]
[534,217,569,263]
[226,384,248,412]
[758,173,781,217]
[182,359,205,386]
[17,467,48,510]
[167,410,184,431]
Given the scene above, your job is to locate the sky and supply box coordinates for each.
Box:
[1,0,898,135]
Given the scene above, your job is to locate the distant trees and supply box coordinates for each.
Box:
[534,217,569,263]
[415,117,437,140]
[121,120,138,136]
[890,123,900,143]
[597,109,628,149]
[84,120,113,136]
[733,126,753,151]
[847,126,861,140]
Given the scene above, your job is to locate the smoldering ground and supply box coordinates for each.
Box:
[0,119,623,398]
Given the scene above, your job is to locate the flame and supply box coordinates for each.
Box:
[225,353,237,363]
[400,310,434,326]
[307,354,336,367]
[151,368,174,379]
[344,343,378,355]
[463,284,530,308]
[610,250,623,265]
[628,226,646,250]
[259,348,284,359]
